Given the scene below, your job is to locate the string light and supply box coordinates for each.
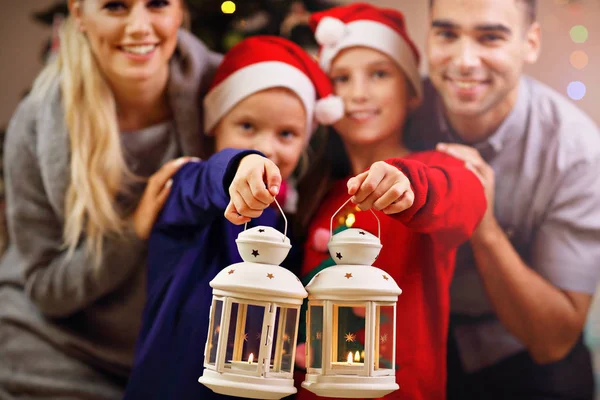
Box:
[570,50,589,70]
[221,1,236,14]
[567,81,586,101]
[569,25,589,44]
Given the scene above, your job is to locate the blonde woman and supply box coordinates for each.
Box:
[0,0,221,398]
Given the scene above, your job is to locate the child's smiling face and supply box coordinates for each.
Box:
[212,88,308,181]
[329,47,414,147]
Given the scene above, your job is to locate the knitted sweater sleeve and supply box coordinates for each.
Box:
[4,97,147,318]
[385,151,487,249]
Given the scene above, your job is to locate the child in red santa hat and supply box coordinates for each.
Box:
[294,4,487,400]
[123,35,345,400]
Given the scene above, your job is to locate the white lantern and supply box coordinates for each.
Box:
[199,202,308,399]
[302,198,402,398]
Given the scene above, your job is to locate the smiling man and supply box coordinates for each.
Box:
[405,0,600,398]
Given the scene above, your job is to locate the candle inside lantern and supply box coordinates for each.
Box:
[332,351,365,369]
[230,353,259,372]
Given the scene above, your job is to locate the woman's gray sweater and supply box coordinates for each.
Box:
[0,29,221,395]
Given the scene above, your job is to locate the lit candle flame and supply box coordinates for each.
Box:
[248,353,254,364]
[347,352,353,364]
[354,350,360,362]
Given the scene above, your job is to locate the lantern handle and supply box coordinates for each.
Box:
[243,197,287,242]
[329,197,380,240]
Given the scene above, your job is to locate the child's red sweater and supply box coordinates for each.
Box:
[295,151,486,400]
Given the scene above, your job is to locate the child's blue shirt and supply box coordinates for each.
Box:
[124,149,300,399]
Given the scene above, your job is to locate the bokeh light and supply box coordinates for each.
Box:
[570,50,589,70]
[570,25,589,44]
[221,1,236,14]
[567,81,587,101]
[345,213,356,228]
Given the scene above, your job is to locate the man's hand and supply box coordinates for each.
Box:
[437,143,498,241]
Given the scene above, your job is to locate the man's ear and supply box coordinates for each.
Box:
[524,21,541,64]
[69,0,86,32]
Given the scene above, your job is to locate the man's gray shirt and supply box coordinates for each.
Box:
[405,76,600,372]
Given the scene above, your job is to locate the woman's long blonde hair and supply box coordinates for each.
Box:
[31,16,134,265]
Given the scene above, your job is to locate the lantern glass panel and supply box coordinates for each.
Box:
[307,305,324,369]
[376,305,395,370]
[268,307,298,374]
[224,302,265,372]
[206,299,223,366]
[332,305,365,366]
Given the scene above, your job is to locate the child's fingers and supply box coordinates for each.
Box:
[263,160,282,197]
[238,181,270,213]
[347,171,368,196]
[355,172,402,211]
[371,179,409,211]
[247,168,274,206]
[352,167,385,205]
[224,201,251,225]
[232,187,264,219]
[382,188,415,215]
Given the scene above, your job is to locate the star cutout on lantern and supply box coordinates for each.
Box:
[267,273,274,279]
[383,274,389,281]
[259,229,265,233]
[283,334,290,343]
[242,333,248,342]
[252,249,260,257]
[381,334,388,343]
[316,332,322,340]
[228,269,235,275]
[345,273,353,279]
[345,332,356,342]
[336,252,343,260]
[359,231,366,235]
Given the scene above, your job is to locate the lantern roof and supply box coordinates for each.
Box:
[330,228,380,245]
[211,262,308,302]
[328,228,382,266]
[305,265,401,301]
[237,225,290,245]
[236,226,291,265]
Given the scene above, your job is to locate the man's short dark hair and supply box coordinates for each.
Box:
[429,0,537,24]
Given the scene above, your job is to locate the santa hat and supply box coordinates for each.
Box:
[309,3,422,100]
[203,36,344,136]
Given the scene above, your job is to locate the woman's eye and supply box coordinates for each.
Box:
[104,1,127,11]
[148,0,170,8]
